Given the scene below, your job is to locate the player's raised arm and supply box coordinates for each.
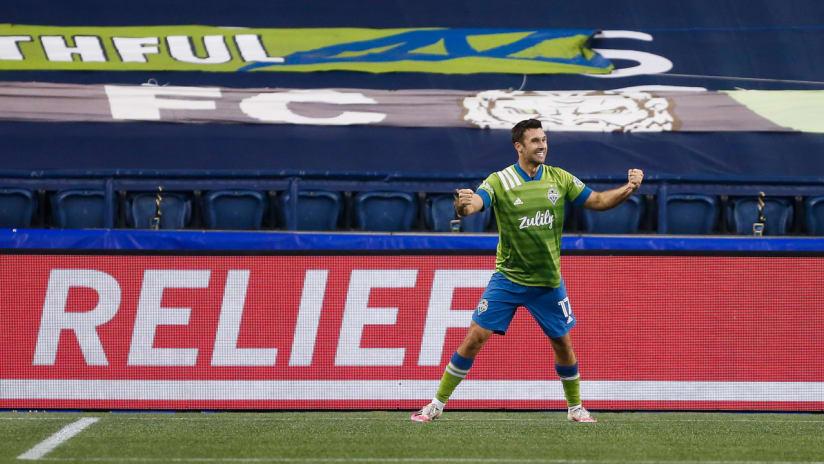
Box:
[454,188,484,218]
[582,169,644,211]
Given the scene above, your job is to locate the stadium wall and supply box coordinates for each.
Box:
[2,231,822,411]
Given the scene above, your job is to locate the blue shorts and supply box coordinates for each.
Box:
[473,272,575,339]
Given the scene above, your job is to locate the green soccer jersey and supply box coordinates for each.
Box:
[477,163,590,287]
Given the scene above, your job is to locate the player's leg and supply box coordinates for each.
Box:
[524,281,596,423]
[412,321,494,422]
[548,334,593,422]
[437,321,493,403]
[411,322,493,422]
[412,273,520,422]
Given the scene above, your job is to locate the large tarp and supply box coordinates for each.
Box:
[3,81,822,133]
[0,0,823,181]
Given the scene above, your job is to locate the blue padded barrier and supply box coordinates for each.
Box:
[203,190,267,230]
[665,194,719,235]
[278,190,342,231]
[355,191,417,232]
[731,197,793,236]
[1,229,823,252]
[126,192,192,229]
[51,190,107,229]
[0,188,36,228]
[579,195,643,234]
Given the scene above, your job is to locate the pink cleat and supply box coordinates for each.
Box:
[411,402,443,422]
[567,405,597,423]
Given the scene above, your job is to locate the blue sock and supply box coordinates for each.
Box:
[555,362,578,379]
[450,352,475,371]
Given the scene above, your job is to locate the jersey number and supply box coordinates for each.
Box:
[557,297,574,323]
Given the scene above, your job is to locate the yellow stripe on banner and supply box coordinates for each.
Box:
[725,90,824,133]
[0,24,612,75]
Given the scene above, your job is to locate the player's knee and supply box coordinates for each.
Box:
[549,337,576,360]
[460,325,492,356]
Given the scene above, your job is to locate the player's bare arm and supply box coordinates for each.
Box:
[582,169,644,211]
[454,188,484,217]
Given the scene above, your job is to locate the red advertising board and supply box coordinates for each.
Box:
[2,254,822,410]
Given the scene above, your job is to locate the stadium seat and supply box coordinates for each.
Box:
[126,192,191,229]
[51,190,107,229]
[203,190,267,230]
[0,188,36,228]
[579,195,643,234]
[665,194,719,234]
[805,196,824,236]
[278,190,342,231]
[354,191,417,232]
[731,197,793,235]
[425,194,491,232]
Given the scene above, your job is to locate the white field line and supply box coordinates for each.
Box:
[17,417,99,460]
[34,457,824,464]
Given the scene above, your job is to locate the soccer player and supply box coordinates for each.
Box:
[412,119,644,423]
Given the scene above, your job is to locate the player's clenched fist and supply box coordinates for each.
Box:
[628,169,644,190]
[454,188,475,217]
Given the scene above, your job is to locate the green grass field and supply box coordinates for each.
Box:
[2,411,823,463]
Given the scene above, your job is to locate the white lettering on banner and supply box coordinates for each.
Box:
[105,85,221,120]
[289,270,329,366]
[335,270,417,366]
[33,269,121,366]
[211,270,277,366]
[166,35,231,64]
[418,270,494,366]
[28,266,489,369]
[519,209,554,230]
[588,30,673,78]
[127,270,210,366]
[112,37,160,63]
[239,90,387,125]
[234,34,285,63]
[0,36,33,60]
[41,36,106,62]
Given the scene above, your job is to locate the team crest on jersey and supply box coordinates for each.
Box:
[477,299,488,314]
[547,187,560,205]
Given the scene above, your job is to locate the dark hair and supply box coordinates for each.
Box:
[511,119,543,144]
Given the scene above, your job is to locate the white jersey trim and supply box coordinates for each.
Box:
[505,166,522,187]
[496,170,512,191]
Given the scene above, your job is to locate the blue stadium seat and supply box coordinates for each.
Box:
[731,197,793,235]
[579,195,643,234]
[425,194,491,232]
[0,188,36,228]
[665,194,718,234]
[355,191,417,232]
[51,190,107,229]
[278,190,342,231]
[203,190,267,230]
[805,197,824,236]
[126,192,191,229]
